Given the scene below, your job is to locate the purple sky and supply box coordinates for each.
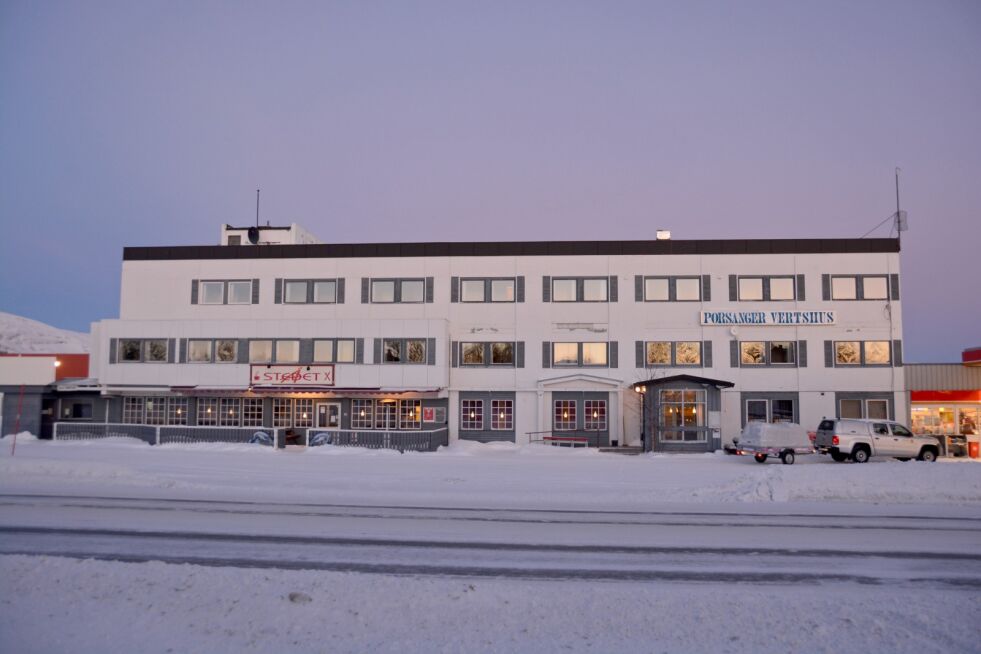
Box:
[1,1,978,362]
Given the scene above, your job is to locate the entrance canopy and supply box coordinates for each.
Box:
[631,374,734,392]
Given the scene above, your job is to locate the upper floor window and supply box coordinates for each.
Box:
[829,275,890,301]
[459,342,515,366]
[739,341,796,366]
[733,275,798,302]
[313,339,356,363]
[833,340,892,366]
[383,338,427,364]
[365,277,432,304]
[196,279,255,305]
[118,339,169,363]
[644,341,702,367]
[249,340,273,363]
[275,340,300,363]
[280,279,340,304]
[455,277,518,303]
[186,339,239,364]
[553,342,608,367]
[545,276,616,303]
[642,276,701,302]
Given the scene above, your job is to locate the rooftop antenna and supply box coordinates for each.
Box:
[860,168,909,239]
[256,188,260,228]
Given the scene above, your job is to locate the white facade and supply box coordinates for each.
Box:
[92,231,906,449]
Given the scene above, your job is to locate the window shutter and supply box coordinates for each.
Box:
[252,279,260,304]
[822,275,830,301]
[893,340,903,367]
[798,340,807,367]
[762,277,771,301]
[516,341,525,368]
[337,278,345,304]
[191,280,199,304]
[668,277,677,302]
[824,341,833,367]
[299,339,314,364]
[238,340,250,364]
[450,277,459,303]
[167,339,176,363]
[109,338,117,364]
[361,278,369,303]
[355,338,364,364]
[373,338,382,364]
[542,276,551,302]
[796,274,805,301]
[306,281,315,304]
[427,337,436,365]
[516,276,525,303]
[634,275,643,302]
[703,340,712,368]
[609,341,618,368]
[635,340,643,368]
[451,341,458,367]
[890,274,900,300]
[609,276,618,302]
[702,275,711,302]
[274,279,283,304]
[728,275,737,301]
[179,339,187,363]
[425,277,434,303]
[730,340,739,368]
[542,341,551,368]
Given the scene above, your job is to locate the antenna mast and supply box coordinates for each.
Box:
[893,168,908,244]
[256,189,260,228]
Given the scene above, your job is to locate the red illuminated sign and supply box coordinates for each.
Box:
[250,365,335,386]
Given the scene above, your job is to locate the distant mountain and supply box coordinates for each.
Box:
[0,311,90,354]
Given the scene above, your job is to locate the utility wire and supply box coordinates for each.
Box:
[860,212,897,238]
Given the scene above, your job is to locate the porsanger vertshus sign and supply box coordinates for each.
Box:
[700,311,836,326]
[250,365,335,386]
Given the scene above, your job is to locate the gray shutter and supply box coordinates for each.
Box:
[798,340,808,367]
[238,340,250,364]
[425,277,434,303]
[893,340,903,366]
[609,276,618,302]
[542,276,551,302]
[252,279,260,304]
[890,274,900,300]
[542,341,551,368]
[796,274,805,301]
[668,277,677,302]
[109,338,117,363]
[299,339,314,364]
[361,278,369,303]
[179,338,187,363]
[728,275,737,301]
[450,277,459,303]
[635,340,643,368]
[373,338,381,364]
[337,278,345,304]
[451,341,458,367]
[306,281,315,304]
[822,275,831,301]
[167,338,176,363]
[427,337,436,365]
[824,340,833,367]
[274,279,283,304]
[191,280,199,304]
[516,276,525,302]
[730,340,739,368]
[702,275,711,301]
[634,275,643,302]
[703,341,712,368]
[355,338,364,363]
[609,341,618,368]
[762,277,771,302]
[516,341,525,368]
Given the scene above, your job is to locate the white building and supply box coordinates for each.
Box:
[87,225,906,451]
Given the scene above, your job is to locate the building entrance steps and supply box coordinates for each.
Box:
[598,446,643,455]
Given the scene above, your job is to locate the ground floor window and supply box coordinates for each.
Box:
[352,399,373,429]
[242,398,263,427]
[294,399,314,428]
[122,397,145,424]
[399,400,422,430]
[491,400,513,431]
[554,400,577,431]
[461,400,483,430]
[219,398,240,426]
[584,400,607,431]
[168,398,188,425]
[145,398,167,425]
[273,399,293,427]
[659,389,706,442]
[197,398,219,426]
[839,398,889,420]
[911,405,978,436]
[745,398,796,424]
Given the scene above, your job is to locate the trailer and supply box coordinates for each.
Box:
[732,422,814,465]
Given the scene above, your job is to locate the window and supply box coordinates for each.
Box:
[745,398,795,424]
[188,340,212,363]
[122,397,144,424]
[399,400,422,430]
[643,276,701,302]
[168,398,188,425]
[273,398,293,427]
[313,281,336,303]
[117,339,169,363]
[746,399,768,423]
[739,341,795,366]
[352,399,373,429]
[284,281,307,304]
[462,342,484,365]
[840,398,890,420]
[228,281,252,304]
[553,342,609,367]
[249,340,273,363]
[461,400,484,430]
[199,280,253,305]
[219,398,240,426]
[200,281,224,304]
[375,401,397,429]
[384,340,401,363]
[62,401,93,419]
[383,339,427,364]
[400,280,425,303]
[659,390,706,442]
[371,280,395,303]
[834,341,891,366]
[645,341,702,367]
[197,398,219,426]
[216,340,237,363]
[144,340,167,362]
[314,340,334,363]
[314,339,355,363]
[830,275,890,301]
[145,398,166,425]
[582,278,608,302]
[275,340,299,363]
[461,279,485,302]
[370,278,427,304]
[280,279,339,304]
[459,278,517,303]
[491,400,513,431]
[458,342,516,367]
[863,277,889,300]
[867,399,889,420]
[336,339,355,363]
[552,277,609,302]
[552,279,577,302]
[831,277,857,300]
[491,342,513,365]
[294,399,314,428]
[737,276,796,301]
[584,400,607,431]
[242,398,263,427]
[554,400,577,431]
[119,340,142,362]
[491,279,515,302]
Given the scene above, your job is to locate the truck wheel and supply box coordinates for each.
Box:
[852,447,870,464]
[918,449,937,462]
[830,452,848,462]
[781,451,795,465]
[754,453,767,463]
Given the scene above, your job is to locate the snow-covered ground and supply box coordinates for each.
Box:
[0,311,89,353]
[1,435,980,653]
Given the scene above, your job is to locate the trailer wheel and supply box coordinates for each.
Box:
[754,453,767,463]
[781,451,795,465]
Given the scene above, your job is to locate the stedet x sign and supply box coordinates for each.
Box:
[251,365,335,386]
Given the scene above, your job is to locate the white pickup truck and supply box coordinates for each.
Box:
[814,418,940,463]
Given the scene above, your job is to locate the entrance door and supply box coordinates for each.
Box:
[316,402,342,430]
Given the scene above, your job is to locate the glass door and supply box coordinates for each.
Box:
[316,402,341,430]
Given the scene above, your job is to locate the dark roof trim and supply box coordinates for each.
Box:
[124,238,899,261]
[632,374,735,389]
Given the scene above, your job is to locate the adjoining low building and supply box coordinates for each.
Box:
[907,348,981,457]
[0,354,95,438]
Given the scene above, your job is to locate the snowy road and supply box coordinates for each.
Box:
[3,493,980,588]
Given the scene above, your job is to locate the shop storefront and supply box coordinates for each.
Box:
[907,352,981,457]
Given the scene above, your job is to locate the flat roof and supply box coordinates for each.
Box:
[123,237,900,261]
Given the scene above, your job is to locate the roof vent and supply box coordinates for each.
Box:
[656,230,671,240]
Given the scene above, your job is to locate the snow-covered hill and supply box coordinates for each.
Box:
[0,311,89,354]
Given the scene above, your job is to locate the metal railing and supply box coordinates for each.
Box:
[526,430,603,447]
[52,422,158,445]
[307,427,449,452]
[53,422,275,447]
